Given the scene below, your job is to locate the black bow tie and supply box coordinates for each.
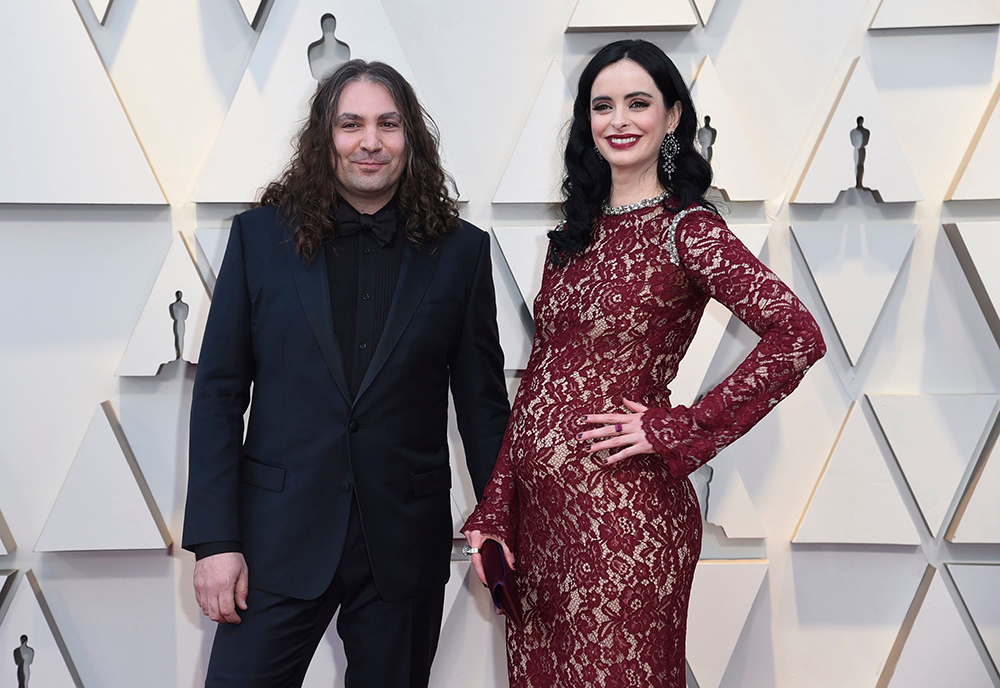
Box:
[335,201,398,248]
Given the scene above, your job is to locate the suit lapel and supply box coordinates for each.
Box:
[285,237,352,403]
[354,240,441,403]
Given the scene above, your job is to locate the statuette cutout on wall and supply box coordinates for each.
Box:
[35,402,171,553]
[308,14,351,82]
[793,400,920,545]
[493,60,573,204]
[0,1,164,204]
[117,232,211,376]
[792,223,915,366]
[686,560,768,688]
[870,0,1000,30]
[869,394,998,538]
[196,0,461,203]
[689,57,767,201]
[0,510,15,555]
[700,450,767,539]
[0,571,83,688]
[792,58,921,204]
[565,0,698,32]
[13,634,33,688]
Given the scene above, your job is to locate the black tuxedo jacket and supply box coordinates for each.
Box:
[182,206,509,601]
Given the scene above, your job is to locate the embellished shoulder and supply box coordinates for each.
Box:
[660,205,720,267]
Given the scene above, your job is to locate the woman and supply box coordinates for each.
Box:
[463,40,825,687]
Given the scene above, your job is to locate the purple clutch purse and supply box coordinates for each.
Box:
[481,539,523,629]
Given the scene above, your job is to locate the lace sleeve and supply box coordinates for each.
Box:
[641,211,826,479]
[460,237,558,546]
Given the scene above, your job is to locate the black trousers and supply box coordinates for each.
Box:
[204,499,446,687]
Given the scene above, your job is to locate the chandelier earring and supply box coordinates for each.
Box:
[660,131,680,181]
[594,144,604,162]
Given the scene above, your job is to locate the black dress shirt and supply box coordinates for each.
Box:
[194,198,406,561]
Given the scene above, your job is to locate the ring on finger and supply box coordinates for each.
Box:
[614,422,623,433]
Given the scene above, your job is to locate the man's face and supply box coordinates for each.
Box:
[332,79,406,200]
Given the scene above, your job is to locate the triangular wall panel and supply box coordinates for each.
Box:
[0,571,83,688]
[882,568,993,688]
[871,0,1000,29]
[689,58,767,201]
[791,58,922,204]
[493,61,573,204]
[238,0,266,26]
[442,561,470,628]
[566,0,698,31]
[703,449,767,539]
[0,508,15,555]
[197,0,459,202]
[117,232,212,376]
[88,0,113,24]
[792,223,915,365]
[686,560,768,688]
[492,226,551,314]
[35,402,171,552]
[0,570,15,609]
[195,226,232,287]
[793,401,920,545]
[693,0,719,25]
[672,224,770,406]
[949,563,1000,671]
[869,394,997,537]
[944,223,1000,349]
[948,85,1000,200]
[0,1,164,204]
[950,435,1000,544]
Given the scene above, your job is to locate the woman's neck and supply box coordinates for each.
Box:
[608,164,666,208]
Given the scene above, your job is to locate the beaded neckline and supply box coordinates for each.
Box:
[601,191,670,216]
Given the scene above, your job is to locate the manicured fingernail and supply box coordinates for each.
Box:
[576,433,582,439]
[580,415,587,421]
[601,459,608,464]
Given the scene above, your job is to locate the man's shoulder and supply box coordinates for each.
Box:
[236,204,283,229]
[438,219,488,252]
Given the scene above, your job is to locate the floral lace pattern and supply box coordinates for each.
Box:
[463,202,825,687]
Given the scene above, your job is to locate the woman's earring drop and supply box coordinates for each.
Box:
[594,144,604,162]
[660,132,680,181]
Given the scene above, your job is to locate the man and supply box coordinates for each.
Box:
[182,60,510,687]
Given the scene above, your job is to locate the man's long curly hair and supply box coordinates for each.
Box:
[257,60,460,260]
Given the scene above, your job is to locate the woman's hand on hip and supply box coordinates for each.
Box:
[578,398,654,466]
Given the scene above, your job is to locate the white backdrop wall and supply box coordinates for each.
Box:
[2,0,1000,686]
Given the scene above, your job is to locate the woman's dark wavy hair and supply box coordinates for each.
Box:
[550,39,716,266]
[257,60,460,260]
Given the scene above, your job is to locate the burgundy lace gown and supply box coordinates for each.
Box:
[463,203,825,687]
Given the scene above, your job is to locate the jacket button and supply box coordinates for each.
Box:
[349,421,360,433]
[339,481,351,493]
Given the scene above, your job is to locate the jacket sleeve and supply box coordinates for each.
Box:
[449,229,511,501]
[641,211,826,480]
[181,214,254,551]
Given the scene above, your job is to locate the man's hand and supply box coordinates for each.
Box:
[194,552,249,624]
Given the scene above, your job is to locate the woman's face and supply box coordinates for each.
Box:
[589,59,680,177]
